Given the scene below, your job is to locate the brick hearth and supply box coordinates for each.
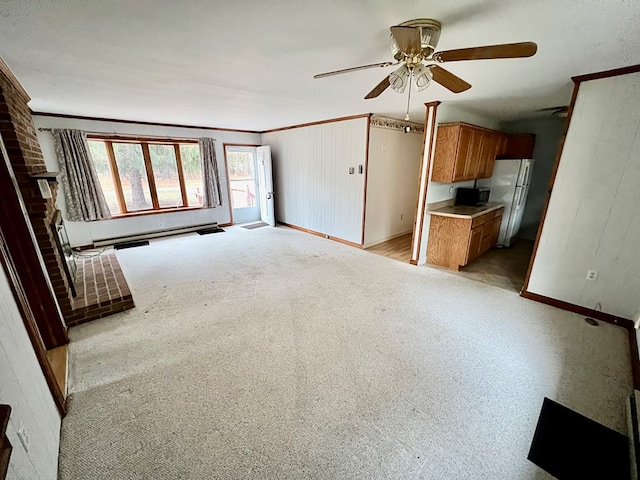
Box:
[67,253,134,327]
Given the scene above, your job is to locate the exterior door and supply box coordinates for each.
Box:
[225,145,260,224]
[257,146,275,226]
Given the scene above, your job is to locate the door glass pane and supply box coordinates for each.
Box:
[112,143,152,212]
[227,150,256,208]
[149,144,182,208]
[87,140,121,214]
[179,144,203,207]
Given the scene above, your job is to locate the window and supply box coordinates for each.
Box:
[88,138,204,215]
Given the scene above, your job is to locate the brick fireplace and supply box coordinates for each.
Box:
[0,59,134,333]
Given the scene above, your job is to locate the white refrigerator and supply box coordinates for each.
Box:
[477,159,534,247]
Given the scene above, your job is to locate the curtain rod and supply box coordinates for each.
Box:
[37,128,205,143]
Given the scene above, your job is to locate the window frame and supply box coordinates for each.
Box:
[88,135,203,217]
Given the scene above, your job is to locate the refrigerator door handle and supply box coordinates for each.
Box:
[522,164,529,185]
[515,186,524,208]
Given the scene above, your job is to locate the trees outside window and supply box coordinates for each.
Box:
[88,138,204,215]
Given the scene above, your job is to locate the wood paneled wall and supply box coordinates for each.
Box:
[0,266,61,479]
[363,126,422,248]
[262,117,368,245]
[527,72,640,319]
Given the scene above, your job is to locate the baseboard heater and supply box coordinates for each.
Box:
[628,390,640,480]
[93,222,219,247]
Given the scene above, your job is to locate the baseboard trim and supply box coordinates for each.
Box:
[278,222,362,249]
[520,290,633,329]
[629,328,640,390]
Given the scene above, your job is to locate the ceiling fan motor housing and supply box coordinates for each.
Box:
[391,19,442,61]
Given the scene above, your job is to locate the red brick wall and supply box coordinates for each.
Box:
[0,71,74,320]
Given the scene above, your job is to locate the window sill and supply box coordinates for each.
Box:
[100,206,206,221]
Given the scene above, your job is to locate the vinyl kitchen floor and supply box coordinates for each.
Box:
[454,238,535,293]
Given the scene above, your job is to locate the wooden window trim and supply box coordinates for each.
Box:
[92,137,203,217]
[105,141,127,214]
[174,144,189,207]
[140,143,160,209]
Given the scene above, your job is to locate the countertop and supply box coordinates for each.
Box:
[427,202,504,219]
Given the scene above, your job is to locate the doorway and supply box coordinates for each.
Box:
[224,145,260,224]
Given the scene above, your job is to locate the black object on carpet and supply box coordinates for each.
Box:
[114,240,150,250]
[241,222,269,230]
[196,227,225,235]
[528,397,629,479]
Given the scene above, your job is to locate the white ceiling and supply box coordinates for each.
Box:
[1,1,640,131]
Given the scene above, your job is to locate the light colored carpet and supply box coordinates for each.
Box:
[60,226,632,479]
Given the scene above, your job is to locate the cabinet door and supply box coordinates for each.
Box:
[432,124,460,183]
[453,127,473,182]
[462,129,483,181]
[496,133,509,158]
[476,132,497,179]
[466,226,484,263]
[480,217,502,253]
[504,134,536,158]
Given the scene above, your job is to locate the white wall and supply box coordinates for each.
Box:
[418,104,501,264]
[0,267,61,479]
[262,118,368,245]
[528,72,640,319]
[33,116,261,247]
[501,116,565,240]
[363,126,422,248]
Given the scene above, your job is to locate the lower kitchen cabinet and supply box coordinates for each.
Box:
[427,207,504,270]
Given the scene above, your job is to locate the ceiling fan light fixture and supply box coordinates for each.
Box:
[413,64,433,91]
[389,65,410,93]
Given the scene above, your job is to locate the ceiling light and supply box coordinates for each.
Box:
[413,64,433,91]
[389,65,410,93]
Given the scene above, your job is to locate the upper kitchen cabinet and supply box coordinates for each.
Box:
[432,123,500,183]
[500,133,536,159]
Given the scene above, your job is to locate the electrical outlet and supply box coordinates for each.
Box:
[449,186,455,195]
[17,422,30,452]
[586,269,598,281]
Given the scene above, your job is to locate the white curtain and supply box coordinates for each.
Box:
[53,129,111,221]
[198,137,223,207]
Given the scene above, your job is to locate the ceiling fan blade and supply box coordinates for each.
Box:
[433,41,537,62]
[314,62,395,79]
[364,76,390,99]
[429,65,472,93]
[390,26,422,55]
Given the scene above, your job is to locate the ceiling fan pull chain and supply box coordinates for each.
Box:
[405,70,413,121]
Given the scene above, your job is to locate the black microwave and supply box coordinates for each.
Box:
[455,187,490,206]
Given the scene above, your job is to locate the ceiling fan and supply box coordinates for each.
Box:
[314,19,537,101]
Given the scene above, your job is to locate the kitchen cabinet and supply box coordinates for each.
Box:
[426,206,504,270]
[501,133,536,159]
[432,123,499,182]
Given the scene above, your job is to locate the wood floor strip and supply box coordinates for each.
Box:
[45,345,67,398]
[365,234,412,263]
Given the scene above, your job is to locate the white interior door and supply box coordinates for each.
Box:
[257,146,275,226]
